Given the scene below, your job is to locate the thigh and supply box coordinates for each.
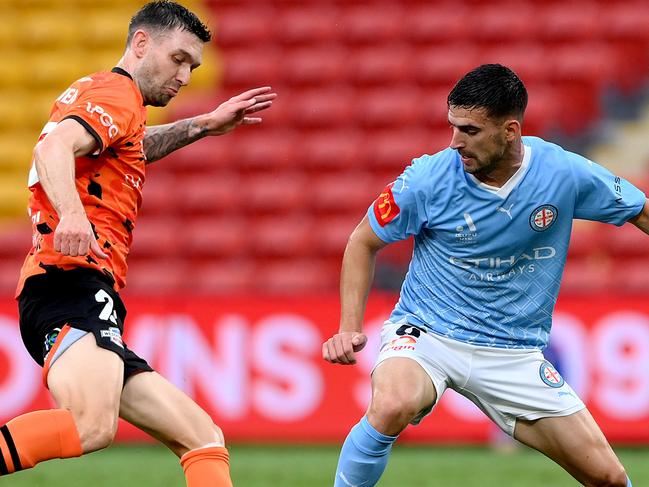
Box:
[48,332,124,409]
[461,350,584,436]
[371,356,438,411]
[47,333,124,451]
[119,371,222,457]
[514,409,626,485]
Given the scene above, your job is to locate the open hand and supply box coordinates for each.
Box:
[203,86,277,136]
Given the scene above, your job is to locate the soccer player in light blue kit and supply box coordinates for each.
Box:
[323,64,649,487]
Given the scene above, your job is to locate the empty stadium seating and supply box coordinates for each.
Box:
[4,0,649,295]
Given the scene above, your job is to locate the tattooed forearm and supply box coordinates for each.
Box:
[143,118,208,164]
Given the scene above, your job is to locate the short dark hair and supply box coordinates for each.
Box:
[447,64,528,120]
[127,1,211,45]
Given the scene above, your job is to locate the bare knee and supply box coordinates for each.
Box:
[171,416,225,458]
[72,410,119,453]
[586,466,628,487]
[367,394,423,436]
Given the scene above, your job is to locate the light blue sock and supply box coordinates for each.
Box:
[333,416,398,487]
[627,477,632,487]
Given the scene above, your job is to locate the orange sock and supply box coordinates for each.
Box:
[0,409,82,475]
[181,446,233,487]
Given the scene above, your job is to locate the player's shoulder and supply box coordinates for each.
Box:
[71,70,140,103]
[524,136,589,173]
[407,147,459,184]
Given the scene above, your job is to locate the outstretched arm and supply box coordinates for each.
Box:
[322,216,388,365]
[628,199,649,234]
[143,86,276,163]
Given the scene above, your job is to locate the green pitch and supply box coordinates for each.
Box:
[7,444,649,486]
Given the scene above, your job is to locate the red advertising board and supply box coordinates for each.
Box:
[0,293,648,443]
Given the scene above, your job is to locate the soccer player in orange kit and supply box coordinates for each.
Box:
[1,2,275,485]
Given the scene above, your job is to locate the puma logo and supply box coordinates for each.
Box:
[496,204,514,220]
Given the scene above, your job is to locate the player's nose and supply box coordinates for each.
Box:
[449,128,464,150]
[176,66,191,86]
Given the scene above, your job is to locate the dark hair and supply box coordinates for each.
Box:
[447,64,527,120]
[127,1,211,45]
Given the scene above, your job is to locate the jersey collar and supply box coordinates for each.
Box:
[111,67,133,79]
[467,144,532,199]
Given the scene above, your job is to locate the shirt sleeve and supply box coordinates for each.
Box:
[57,77,136,156]
[571,154,646,225]
[367,159,430,243]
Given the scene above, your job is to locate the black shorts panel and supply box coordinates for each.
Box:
[18,268,153,381]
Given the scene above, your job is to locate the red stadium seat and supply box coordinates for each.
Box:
[241,172,310,215]
[129,216,182,259]
[348,45,415,87]
[309,172,380,217]
[0,260,22,295]
[274,7,342,46]
[301,130,364,172]
[166,136,242,173]
[280,47,348,87]
[363,129,448,171]
[567,222,606,259]
[235,130,301,171]
[479,45,550,86]
[254,258,337,293]
[310,216,357,257]
[470,4,538,45]
[140,173,182,217]
[122,259,189,295]
[548,44,615,133]
[248,215,314,258]
[561,258,611,295]
[175,172,244,216]
[599,3,649,92]
[604,223,649,258]
[418,88,454,129]
[403,5,470,45]
[611,259,649,293]
[411,45,480,89]
[357,86,425,129]
[537,3,601,44]
[289,89,356,130]
[181,215,249,258]
[221,49,282,90]
[214,7,277,48]
[0,224,30,259]
[522,84,562,137]
[189,259,257,294]
[339,5,405,46]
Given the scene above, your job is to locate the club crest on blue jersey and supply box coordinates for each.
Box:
[529,205,558,232]
[539,361,564,388]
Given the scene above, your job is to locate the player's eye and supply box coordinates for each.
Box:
[172,57,183,64]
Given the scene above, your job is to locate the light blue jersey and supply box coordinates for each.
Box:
[368,136,646,349]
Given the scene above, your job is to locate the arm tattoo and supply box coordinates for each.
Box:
[143,118,207,164]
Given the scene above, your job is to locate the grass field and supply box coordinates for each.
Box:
[7,444,649,486]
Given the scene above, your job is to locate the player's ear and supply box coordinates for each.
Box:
[130,30,149,58]
[504,119,521,142]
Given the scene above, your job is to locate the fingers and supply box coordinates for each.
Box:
[242,117,262,125]
[230,86,274,102]
[250,93,277,103]
[322,333,359,365]
[53,216,107,259]
[90,238,109,260]
[244,100,273,114]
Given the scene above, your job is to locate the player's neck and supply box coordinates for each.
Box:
[473,142,524,188]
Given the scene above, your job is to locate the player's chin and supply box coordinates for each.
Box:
[150,94,173,107]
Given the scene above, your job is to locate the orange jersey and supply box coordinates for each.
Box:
[16,68,147,297]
